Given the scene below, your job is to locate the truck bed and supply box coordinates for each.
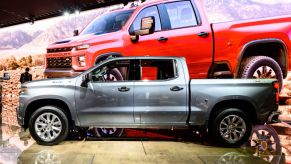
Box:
[188,79,277,125]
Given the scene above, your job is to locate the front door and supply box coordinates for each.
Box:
[75,59,135,126]
[125,5,170,56]
[133,59,188,125]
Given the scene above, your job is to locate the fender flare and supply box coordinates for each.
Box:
[235,38,288,78]
[94,52,122,65]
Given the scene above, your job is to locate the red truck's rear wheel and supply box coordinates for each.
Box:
[239,56,283,90]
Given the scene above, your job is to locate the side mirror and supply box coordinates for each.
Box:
[73,29,79,36]
[81,74,90,87]
[3,73,10,80]
[130,16,155,42]
[136,16,155,36]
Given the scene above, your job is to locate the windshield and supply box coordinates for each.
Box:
[80,9,134,35]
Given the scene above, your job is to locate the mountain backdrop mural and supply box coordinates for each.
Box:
[0,0,290,61]
[0,1,290,159]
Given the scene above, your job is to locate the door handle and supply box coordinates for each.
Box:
[157,37,168,42]
[197,32,209,38]
[170,86,184,91]
[118,86,130,92]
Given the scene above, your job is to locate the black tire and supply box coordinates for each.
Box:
[93,128,124,137]
[104,68,123,81]
[239,56,283,91]
[28,106,69,145]
[210,108,252,147]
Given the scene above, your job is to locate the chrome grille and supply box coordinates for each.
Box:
[47,57,72,68]
[47,47,73,53]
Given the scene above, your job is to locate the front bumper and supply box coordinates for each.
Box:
[44,69,82,78]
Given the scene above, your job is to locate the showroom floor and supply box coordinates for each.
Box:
[1,122,283,164]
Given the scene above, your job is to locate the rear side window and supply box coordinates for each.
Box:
[137,59,177,81]
[164,1,198,29]
[131,6,162,32]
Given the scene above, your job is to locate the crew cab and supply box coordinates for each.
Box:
[18,57,280,146]
[45,0,291,90]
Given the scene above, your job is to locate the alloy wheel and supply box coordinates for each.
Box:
[100,128,118,135]
[219,115,246,143]
[253,66,276,79]
[34,113,62,142]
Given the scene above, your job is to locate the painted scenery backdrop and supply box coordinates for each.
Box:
[0,1,291,153]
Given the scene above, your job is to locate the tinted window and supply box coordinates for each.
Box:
[80,10,134,35]
[137,59,177,81]
[164,1,197,29]
[131,6,162,32]
[90,60,132,82]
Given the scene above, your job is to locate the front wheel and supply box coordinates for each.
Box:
[29,106,69,145]
[239,56,283,91]
[210,108,252,147]
[93,128,124,137]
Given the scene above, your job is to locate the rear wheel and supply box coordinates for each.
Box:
[210,108,252,147]
[29,106,69,145]
[239,56,283,90]
[243,125,282,163]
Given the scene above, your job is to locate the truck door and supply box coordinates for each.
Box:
[125,6,170,56]
[157,0,213,79]
[133,59,188,125]
[75,59,135,126]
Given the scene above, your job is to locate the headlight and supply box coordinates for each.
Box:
[20,86,28,94]
[76,44,90,50]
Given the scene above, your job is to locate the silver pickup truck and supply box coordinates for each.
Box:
[17,57,280,146]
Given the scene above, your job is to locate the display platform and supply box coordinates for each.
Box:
[0,123,289,164]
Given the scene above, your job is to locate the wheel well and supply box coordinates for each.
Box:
[240,41,287,78]
[208,100,257,127]
[208,62,232,78]
[94,53,122,65]
[24,99,73,129]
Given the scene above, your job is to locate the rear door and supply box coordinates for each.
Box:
[133,59,188,125]
[157,0,213,78]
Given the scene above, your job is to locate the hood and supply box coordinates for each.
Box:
[23,77,77,88]
[47,34,96,49]
[47,31,121,50]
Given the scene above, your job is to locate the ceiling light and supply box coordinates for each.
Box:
[64,11,70,17]
[75,10,80,15]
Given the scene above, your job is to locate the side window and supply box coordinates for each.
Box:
[137,59,177,81]
[164,1,198,29]
[90,60,132,82]
[131,6,162,32]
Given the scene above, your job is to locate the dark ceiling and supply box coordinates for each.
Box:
[0,0,135,28]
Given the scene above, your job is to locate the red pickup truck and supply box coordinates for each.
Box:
[45,0,291,89]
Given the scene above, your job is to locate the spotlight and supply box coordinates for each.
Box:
[64,11,70,17]
[29,18,35,25]
[75,10,80,15]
